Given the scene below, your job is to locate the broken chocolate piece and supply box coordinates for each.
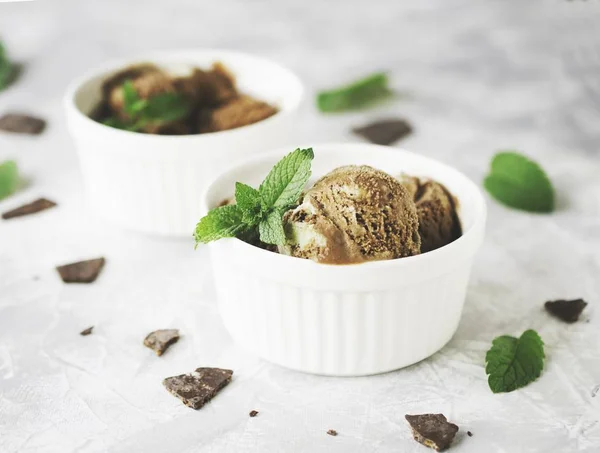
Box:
[144,329,180,356]
[467,431,473,437]
[327,429,338,437]
[545,299,587,323]
[249,410,259,417]
[352,119,412,145]
[405,414,459,452]
[0,113,46,135]
[80,326,94,336]
[56,258,105,283]
[163,367,233,410]
[2,198,57,220]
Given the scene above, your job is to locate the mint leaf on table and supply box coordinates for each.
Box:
[0,42,18,92]
[0,160,18,200]
[194,148,314,247]
[485,329,545,393]
[484,152,554,213]
[317,72,393,113]
[102,80,190,132]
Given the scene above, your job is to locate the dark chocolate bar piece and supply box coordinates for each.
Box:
[327,429,338,436]
[0,113,46,134]
[405,414,459,451]
[80,326,94,336]
[2,198,56,219]
[56,258,105,283]
[144,329,180,356]
[352,119,412,145]
[163,367,233,410]
[545,299,587,323]
[249,410,259,417]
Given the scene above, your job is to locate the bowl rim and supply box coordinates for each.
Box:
[201,143,487,272]
[63,48,304,141]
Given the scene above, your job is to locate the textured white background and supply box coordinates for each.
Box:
[1,1,600,452]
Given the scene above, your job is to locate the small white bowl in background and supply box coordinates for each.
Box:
[64,50,304,236]
[202,144,487,376]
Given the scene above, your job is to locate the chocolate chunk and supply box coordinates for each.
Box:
[545,299,587,323]
[467,431,473,437]
[327,429,338,437]
[405,414,459,451]
[0,113,46,135]
[56,258,105,283]
[2,198,56,220]
[80,326,94,336]
[143,329,180,356]
[352,119,412,145]
[249,410,259,417]
[163,367,233,410]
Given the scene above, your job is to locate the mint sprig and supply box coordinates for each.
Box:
[194,148,314,247]
[103,80,190,132]
[316,72,393,113]
[485,329,545,393]
[484,152,554,213]
[0,42,18,92]
[0,160,19,200]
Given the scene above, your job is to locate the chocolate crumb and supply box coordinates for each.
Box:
[56,258,105,283]
[249,410,259,417]
[144,329,180,356]
[592,384,600,398]
[163,367,233,410]
[0,113,46,135]
[467,431,473,437]
[80,326,94,336]
[544,299,587,323]
[352,118,412,145]
[327,429,338,437]
[405,414,459,451]
[2,198,57,220]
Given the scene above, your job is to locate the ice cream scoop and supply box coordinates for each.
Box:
[279,165,421,264]
[402,176,462,253]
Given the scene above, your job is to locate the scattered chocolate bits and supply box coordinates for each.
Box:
[467,431,473,437]
[327,429,338,437]
[56,257,105,283]
[352,118,412,145]
[405,414,459,452]
[80,326,94,336]
[143,329,180,356]
[249,410,259,417]
[2,198,56,220]
[163,367,233,410]
[545,299,588,323]
[0,113,46,135]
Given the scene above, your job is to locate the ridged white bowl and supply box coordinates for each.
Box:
[64,50,303,236]
[203,144,487,376]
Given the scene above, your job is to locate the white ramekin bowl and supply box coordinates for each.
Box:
[202,144,486,376]
[64,50,303,236]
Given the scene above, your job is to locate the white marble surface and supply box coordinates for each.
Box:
[1,1,600,452]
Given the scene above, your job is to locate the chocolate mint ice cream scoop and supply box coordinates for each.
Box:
[280,165,421,264]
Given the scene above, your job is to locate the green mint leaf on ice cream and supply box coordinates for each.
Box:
[317,72,393,113]
[0,160,19,201]
[485,329,545,393]
[484,152,554,213]
[194,148,314,247]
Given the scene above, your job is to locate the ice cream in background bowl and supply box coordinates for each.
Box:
[201,143,486,376]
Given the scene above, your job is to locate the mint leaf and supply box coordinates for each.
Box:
[259,148,314,210]
[484,152,554,213]
[0,160,18,200]
[122,81,142,116]
[259,210,286,245]
[193,205,247,245]
[0,42,17,92]
[235,182,262,224]
[317,73,393,113]
[143,92,190,123]
[485,329,545,393]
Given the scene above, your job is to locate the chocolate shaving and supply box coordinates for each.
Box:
[144,329,180,356]
[80,326,94,336]
[327,429,338,437]
[56,258,105,283]
[405,414,459,451]
[2,198,56,220]
[0,113,46,135]
[352,119,412,145]
[163,367,233,410]
[249,410,259,417]
[545,299,587,323]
